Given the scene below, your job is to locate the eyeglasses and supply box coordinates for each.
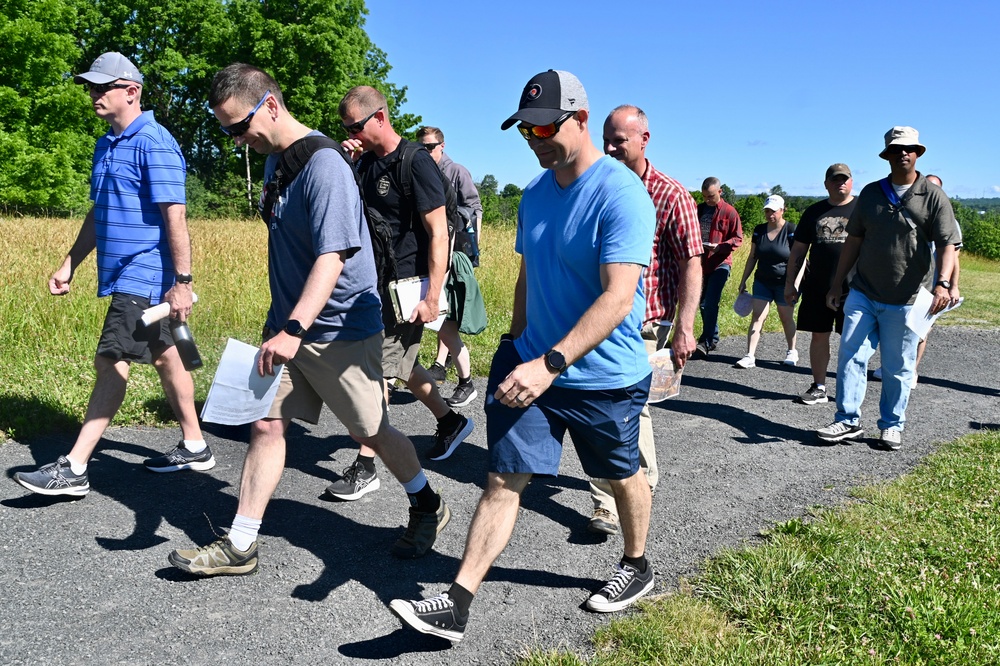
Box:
[221,90,270,137]
[86,81,132,95]
[341,107,382,135]
[885,145,920,155]
[421,142,441,151]
[517,112,575,140]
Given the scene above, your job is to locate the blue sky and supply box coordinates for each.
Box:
[364,0,998,199]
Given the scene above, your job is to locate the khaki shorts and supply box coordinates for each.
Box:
[267,332,388,438]
[381,319,424,381]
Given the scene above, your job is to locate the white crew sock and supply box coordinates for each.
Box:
[66,455,88,475]
[228,514,261,552]
[183,439,207,453]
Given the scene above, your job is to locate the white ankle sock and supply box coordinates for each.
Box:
[66,455,87,475]
[228,515,261,552]
[183,439,207,453]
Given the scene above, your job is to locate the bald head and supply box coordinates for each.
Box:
[603,105,650,177]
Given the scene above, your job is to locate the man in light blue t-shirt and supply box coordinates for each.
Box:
[14,52,211,501]
[390,70,656,644]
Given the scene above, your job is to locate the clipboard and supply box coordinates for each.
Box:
[388,275,449,330]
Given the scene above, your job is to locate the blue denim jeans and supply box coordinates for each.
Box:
[835,289,920,431]
[699,265,730,346]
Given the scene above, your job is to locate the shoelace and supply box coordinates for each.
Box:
[413,594,453,613]
[600,565,636,597]
[42,459,78,486]
[340,461,362,483]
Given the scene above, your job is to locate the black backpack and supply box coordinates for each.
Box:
[261,135,397,293]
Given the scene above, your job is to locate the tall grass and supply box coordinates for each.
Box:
[3,215,997,440]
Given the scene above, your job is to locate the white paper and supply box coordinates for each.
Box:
[905,287,963,340]
[200,338,284,425]
[140,293,199,326]
[390,277,448,331]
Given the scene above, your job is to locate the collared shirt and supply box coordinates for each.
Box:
[438,152,483,219]
[640,160,704,324]
[698,198,743,272]
[91,110,186,304]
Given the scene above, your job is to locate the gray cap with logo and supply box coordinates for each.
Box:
[74,52,144,85]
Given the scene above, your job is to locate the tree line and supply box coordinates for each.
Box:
[1,0,414,218]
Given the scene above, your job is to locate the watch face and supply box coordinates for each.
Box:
[284,320,305,337]
[546,350,567,372]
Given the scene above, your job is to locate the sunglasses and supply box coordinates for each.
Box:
[885,145,920,155]
[86,81,132,95]
[517,112,576,141]
[341,107,382,135]
[421,142,441,151]
[221,90,270,137]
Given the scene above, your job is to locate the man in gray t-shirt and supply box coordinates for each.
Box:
[816,126,960,450]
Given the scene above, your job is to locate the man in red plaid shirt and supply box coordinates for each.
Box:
[589,105,704,534]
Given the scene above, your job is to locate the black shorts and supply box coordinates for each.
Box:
[796,289,844,334]
[95,293,173,364]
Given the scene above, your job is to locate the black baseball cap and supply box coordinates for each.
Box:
[501,70,589,130]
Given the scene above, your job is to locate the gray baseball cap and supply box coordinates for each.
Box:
[501,70,588,130]
[74,52,143,85]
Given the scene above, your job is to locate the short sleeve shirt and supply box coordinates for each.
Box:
[751,222,796,285]
[795,198,856,294]
[263,132,382,342]
[514,156,654,390]
[91,111,185,304]
[358,139,446,279]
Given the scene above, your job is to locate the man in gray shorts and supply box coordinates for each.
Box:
[167,63,450,577]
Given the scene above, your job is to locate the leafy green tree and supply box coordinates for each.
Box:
[501,183,522,198]
[735,195,765,236]
[721,183,736,204]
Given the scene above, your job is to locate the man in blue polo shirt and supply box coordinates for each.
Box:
[390,70,656,644]
[14,52,212,499]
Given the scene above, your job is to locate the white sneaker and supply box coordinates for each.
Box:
[880,428,902,450]
[734,355,755,369]
[783,349,799,366]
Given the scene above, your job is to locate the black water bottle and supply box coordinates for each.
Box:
[170,320,203,371]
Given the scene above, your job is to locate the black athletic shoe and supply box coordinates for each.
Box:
[391,496,451,559]
[586,562,655,612]
[427,362,447,384]
[390,592,468,643]
[796,383,828,405]
[144,442,216,473]
[14,456,89,497]
[324,460,380,500]
[445,383,478,409]
[428,415,474,461]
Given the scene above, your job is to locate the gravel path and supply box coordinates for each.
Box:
[2,327,998,665]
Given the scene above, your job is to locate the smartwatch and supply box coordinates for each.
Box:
[283,319,308,338]
[544,349,568,374]
[175,273,193,284]
[936,279,952,290]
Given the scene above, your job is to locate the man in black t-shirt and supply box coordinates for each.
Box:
[331,86,474,500]
[784,163,857,405]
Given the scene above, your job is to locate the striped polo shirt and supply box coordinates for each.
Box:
[91,110,186,304]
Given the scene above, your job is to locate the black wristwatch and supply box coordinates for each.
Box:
[936,279,952,290]
[283,319,307,338]
[175,273,193,284]
[544,349,568,374]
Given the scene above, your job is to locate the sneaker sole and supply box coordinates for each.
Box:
[816,428,864,443]
[796,396,829,405]
[167,551,258,576]
[783,361,797,366]
[446,389,479,409]
[324,476,381,501]
[144,457,217,473]
[389,599,465,643]
[14,475,89,496]
[585,575,655,613]
[428,419,475,462]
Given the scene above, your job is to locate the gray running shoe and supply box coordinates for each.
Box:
[324,460,380,501]
[390,592,468,643]
[445,383,478,409]
[797,383,828,405]
[168,536,258,576]
[586,562,655,613]
[428,415,474,461]
[816,421,864,443]
[587,508,619,535]
[391,495,450,559]
[144,442,216,473]
[14,456,89,497]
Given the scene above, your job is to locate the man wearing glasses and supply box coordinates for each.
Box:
[334,88,474,491]
[167,64,450,577]
[14,52,211,498]
[389,70,656,643]
[816,127,960,450]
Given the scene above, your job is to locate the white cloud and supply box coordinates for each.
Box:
[992,185,1000,193]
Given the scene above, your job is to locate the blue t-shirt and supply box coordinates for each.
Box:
[91,111,186,304]
[514,156,654,390]
[263,133,383,342]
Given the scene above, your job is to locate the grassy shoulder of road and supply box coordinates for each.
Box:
[517,429,1000,666]
[2,216,997,440]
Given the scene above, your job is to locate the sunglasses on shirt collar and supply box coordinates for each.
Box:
[220,90,271,137]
